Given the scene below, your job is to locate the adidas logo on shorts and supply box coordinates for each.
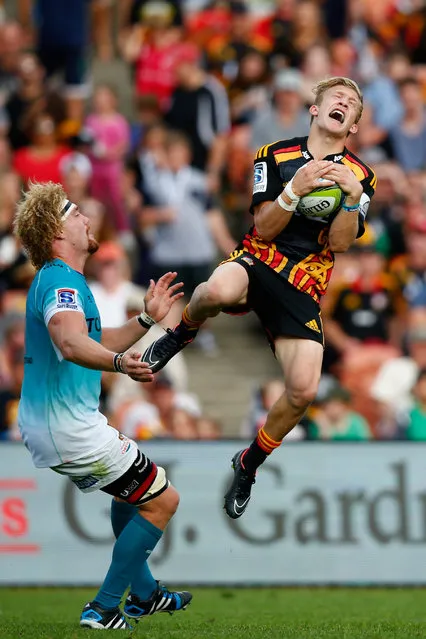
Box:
[305,319,321,333]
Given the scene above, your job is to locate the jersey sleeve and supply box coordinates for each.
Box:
[36,272,86,327]
[250,144,284,213]
[356,165,377,238]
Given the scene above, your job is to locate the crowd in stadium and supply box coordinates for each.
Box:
[0,0,426,442]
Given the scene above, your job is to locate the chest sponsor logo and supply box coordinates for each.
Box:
[253,162,267,194]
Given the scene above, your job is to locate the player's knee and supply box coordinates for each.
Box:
[205,278,242,308]
[287,384,317,412]
[161,484,180,518]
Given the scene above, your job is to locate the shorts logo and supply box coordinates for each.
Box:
[118,433,131,454]
[56,288,77,308]
[73,475,99,490]
[241,256,254,266]
[121,479,139,498]
[253,162,267,194]
[305,319,321,333]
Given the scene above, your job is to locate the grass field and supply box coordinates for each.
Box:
[2,587,426,639]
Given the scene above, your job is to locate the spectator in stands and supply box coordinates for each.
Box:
[228,48,270,126]
[165,42,231,189]
[5,53,66,151]
[0,345,24,441]
[371,320,426,436]
[241,379,305,441]
[310,383,371,441]
[204,1,270,85]
[86,84,131,235]
[250,68,310,151]
[390,78,426,173]
[90,241,133,328]
[0,21,26,105]
[18,0,92,126]
[129,94,162,153]
[322,226,403,374]
[12,113,70,186]
[140,129,235,329]
[121,0,184,112]
[0,311,25,389]
[399,368,426,441]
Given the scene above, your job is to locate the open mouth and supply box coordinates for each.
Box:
[329,109,345,124]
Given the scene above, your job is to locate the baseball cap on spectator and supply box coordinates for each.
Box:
[273,69,303,92]
[59,152,93,180]
[141,1,175,27]
[92,241,124,263]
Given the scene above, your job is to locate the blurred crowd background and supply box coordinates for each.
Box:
[1,0,426,443]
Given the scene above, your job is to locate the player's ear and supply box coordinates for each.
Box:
[349,122,358,134]
[309,104,319,118]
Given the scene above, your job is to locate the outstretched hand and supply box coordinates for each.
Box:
[121,350,153,382]
[144,272,184,323]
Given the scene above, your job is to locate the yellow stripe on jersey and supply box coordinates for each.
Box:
[255,145,266,160]
[274,150,303,164]
[342,157,367,182]
[370,173,378,190]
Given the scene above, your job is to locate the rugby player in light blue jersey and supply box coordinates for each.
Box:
[14,182,192,630]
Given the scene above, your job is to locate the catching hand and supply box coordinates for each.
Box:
[291,160,336,197]
[322,164,363,202]
[144,272,184,323]
[121,350,153,382]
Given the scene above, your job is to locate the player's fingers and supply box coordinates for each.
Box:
[158,271,178,288]
[168,282,184,296]
[170,291,185,304]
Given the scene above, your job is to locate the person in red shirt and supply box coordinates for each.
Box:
[12,113,70,186]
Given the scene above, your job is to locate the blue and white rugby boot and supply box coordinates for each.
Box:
[124,582,192,619]
[80,601,132,630]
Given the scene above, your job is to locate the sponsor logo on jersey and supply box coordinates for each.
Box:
[56,288,78,308]
[253,162,267,193]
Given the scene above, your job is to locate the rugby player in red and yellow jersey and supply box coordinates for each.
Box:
[141,77,377,518]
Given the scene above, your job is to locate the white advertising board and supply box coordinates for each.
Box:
[1,442,426,585]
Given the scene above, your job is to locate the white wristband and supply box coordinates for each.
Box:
[137,311,156,329]
[284,179,300,203]
[277,193,299,212]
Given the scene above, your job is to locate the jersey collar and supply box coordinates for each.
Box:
[301,138,348,162]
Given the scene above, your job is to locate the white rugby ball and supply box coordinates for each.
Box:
[297,185,345,219]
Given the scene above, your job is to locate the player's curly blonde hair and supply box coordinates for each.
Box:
[13,181,68,270]
[313,77,364,123]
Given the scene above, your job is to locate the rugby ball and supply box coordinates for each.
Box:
[297,185,345,220]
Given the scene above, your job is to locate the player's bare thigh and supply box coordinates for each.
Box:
[206,261,249,307]
[274,336,323,401]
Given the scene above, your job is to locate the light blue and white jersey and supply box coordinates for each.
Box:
[19,259,117,468]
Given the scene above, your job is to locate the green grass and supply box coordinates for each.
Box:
[1,588,426,639]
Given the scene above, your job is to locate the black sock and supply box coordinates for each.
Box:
[242,427,282,475]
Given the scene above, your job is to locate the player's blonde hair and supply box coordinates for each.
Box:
[313,77,364,123]
[14,181,68,270]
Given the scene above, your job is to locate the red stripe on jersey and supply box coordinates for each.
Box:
[344,152,369,177]
[273,145,301,155]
